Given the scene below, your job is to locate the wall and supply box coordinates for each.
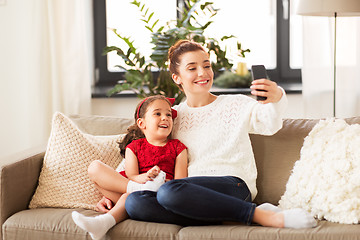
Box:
[0,0,48,159]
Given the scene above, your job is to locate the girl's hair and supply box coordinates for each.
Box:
[168,40,207,89]
[118,95,173,157]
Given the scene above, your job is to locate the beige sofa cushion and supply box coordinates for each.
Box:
[253,117,360,205]
[251,118,319,205]
[177,221,360,240]
[29,112,124,210]
[3,208,182,240]
[69,114,133,135]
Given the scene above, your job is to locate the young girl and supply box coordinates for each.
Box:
[120,40,317,228]
[72,95,188,240]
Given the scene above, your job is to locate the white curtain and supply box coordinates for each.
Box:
[302,16,360,118]
[0,0,92,158]
[28,0,93,149]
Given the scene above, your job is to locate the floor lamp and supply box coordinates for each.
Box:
[297,0,360,117]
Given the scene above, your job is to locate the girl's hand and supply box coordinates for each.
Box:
[131,166,160,183]
[146,165,160,179]
[250,79,283,104]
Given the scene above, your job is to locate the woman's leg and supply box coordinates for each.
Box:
[125,176,252,225]
[125,190,215,226]
[126,176,316,228]
[157,176,255,224]
[158,176,317,228]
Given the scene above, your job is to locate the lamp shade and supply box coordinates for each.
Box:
[297,0,360,16]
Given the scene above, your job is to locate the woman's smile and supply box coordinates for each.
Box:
[194,79,210,85]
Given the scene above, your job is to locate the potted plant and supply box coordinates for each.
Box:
[105,0,250,104]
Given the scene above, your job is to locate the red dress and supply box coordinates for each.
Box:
[120,138,187,180]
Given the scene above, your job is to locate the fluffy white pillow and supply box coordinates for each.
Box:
[279,118,360,224]
[29,112,124,210]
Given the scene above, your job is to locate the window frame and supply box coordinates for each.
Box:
[92,0,301,94]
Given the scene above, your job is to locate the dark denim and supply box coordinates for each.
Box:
[125,176,256,226]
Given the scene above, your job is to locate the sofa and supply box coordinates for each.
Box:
[1,114,360,240]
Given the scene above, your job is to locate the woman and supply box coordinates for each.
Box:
[98,40,316,229]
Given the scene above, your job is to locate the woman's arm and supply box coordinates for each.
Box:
[173,149,188,179]
[247,79,287,135]
[124,148,152,183]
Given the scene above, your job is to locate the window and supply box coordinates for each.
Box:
[93,0,301,93]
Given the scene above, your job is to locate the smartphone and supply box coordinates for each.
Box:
[251,65,267,101]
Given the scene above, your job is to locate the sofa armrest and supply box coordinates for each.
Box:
[0,145,46,237]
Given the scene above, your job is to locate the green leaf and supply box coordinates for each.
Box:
[148,12,154,22]
[221,35,236,41]
[130,1,140,7]
[200,2,213,11]
[152,19,159,29]
[201,21,213,30]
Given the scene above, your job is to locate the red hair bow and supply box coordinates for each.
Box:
[167,98,178,119]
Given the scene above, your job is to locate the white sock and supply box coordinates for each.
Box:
[282,208,317,229]
[72,211,116,240]
[257,203,282,213]
[126,171,166,193]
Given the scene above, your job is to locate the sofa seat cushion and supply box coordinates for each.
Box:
[3,208,182,240]
[178,221,360,240]
[3,208,89,240]
[108,219,182,240]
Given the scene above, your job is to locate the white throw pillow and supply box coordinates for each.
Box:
[279,118,360,224]
[29,112,124,210]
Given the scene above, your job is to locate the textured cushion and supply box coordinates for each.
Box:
[279,118,360,224]
[29,112,123,210]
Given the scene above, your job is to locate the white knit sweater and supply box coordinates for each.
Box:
[172,92,287,200]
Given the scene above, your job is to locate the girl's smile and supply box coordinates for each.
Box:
[137,99,173,146]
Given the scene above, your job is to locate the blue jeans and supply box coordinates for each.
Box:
[125,176,256,226]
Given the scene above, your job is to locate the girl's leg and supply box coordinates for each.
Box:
[108,193,129,222]
[88,160,129,199]
[88,160,166,202]
[72,193,130,240]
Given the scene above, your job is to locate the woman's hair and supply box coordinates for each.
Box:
[168,40,207,89]
[118,95,172,157]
